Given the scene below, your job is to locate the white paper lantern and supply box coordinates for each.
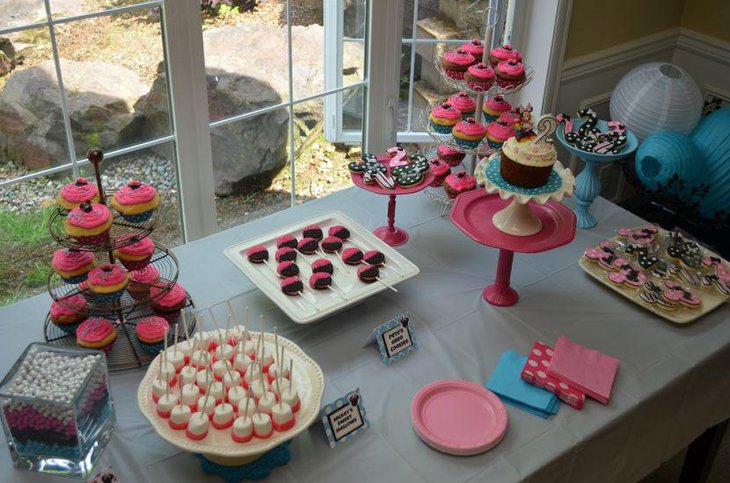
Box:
[610,62,703,142]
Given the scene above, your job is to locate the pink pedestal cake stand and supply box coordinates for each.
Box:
[351,156,435,247]
[451,190,576,306]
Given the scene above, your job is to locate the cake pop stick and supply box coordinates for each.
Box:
[181,310,190,341]
[226,299,237,324]
[163,326,169,353]
[274,370,284,410]
[174,324,179,355]
[274,327,280,367]
[202,378,213,411]
[224,313,232,347]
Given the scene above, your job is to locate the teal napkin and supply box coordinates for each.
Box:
[486,351,560,418]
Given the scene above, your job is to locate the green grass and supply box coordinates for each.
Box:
[0,207,53,245]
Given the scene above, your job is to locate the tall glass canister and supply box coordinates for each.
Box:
[0,343,116,478]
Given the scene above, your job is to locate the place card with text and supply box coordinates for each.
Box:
[366,311,418,365]
[321,388,369,448]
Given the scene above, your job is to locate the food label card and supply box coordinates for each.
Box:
[365,311,418,365]
[321,388,369,448]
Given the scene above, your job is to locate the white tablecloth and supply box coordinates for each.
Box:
[0,188,728,483]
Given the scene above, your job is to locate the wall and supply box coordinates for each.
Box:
[564,0,685,60]
[681,0,730,43]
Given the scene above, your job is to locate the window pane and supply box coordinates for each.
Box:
[49,0,154,19]
[53,7,170,160]
[79,142,183,248]
[403,1,483,40]
[203,3,290,122]
[0,175,57,306]
[0,0,45,29]
[341,85,364,132]
[0,27,72,173]
[212,107,292,230]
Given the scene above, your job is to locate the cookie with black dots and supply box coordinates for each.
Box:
[396,171,424,187]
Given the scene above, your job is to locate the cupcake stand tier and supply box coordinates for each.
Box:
[351,156,435,247]
[137,332,324,467]
[450,156,576,306]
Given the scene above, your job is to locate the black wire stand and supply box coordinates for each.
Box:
[43,149,196,371]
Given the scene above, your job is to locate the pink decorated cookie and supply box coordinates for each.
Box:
[460,39,484,60]
[489,43,522,66]
[583,242,618,270]
[128,265,160,300]
[448,92,477,118]
[51,248,96,283]
[639,281,677,310]
[311,258,334,274]
[443,171,476,199]
[607,260,646,289]
[465,62,495,91]
[385,146,409,167]
[276,234,297,249]
[86,264,130,301]
[56,177,100,210]
[702,256,730,295]
[114,235,154,271]
[616,225,657,245]
[495,59,526,88]
[442,49,476,79]
[64,202,113,246]
[663,280,701,308]
[482,95,512,122]
[110,179,160,222]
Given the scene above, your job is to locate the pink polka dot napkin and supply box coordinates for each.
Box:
[521,341,586,410]
[547,336,619,405]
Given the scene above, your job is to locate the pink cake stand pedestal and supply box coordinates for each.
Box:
[451,190,577,306]
[351,156,435,247]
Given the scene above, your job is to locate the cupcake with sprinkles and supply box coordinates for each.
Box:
[114,235,155,271]
[135,316,170,354]
[428,103,461,134]
[86,263,130,302]
[151,283,188,322]
[486,113,516,149]
[64,201,113,246]
[50,294,88,334]
[128,265,160,300]
[110,179,160,223]
[56,177,100,211]
[448,92,476,119]
[76,318,117,353]
[482,95,512,122]
[452,117,488,149]
[51,248,96,284]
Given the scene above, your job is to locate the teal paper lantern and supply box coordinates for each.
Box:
[635,131,703,196]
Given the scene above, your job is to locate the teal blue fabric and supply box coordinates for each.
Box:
[486,351,560,418]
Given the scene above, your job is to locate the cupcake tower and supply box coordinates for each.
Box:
[149,307,302,445]
[43,149,195,371]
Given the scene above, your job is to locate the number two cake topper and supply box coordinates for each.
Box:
[535,115,559,144]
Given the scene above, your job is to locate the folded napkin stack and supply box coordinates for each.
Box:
[546,336,619,405]
[486,351,559,418]
[521,341,586,410]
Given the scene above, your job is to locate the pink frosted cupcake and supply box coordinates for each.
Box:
[110,179,159,223]
[489,43,522,67]
[452,117,488,149]
[56,177,100,211]
[436,144,466,167]
[428,103,461,134]
[448,92,476,119]
[128,265,160,300]
[444,171,477,199]
[465,62,495,92]
[482,95,512,122]
[428,159,451,187]
[495,59,526,88]
[460,39,485,60]
[52,248,96,284]
[64,202,113,246]
[151,283,188,322]
[86,264,130,303]
[114,235,154,271]
[50,294,88,334]
[442,49,476,80]
[486,113,517,149]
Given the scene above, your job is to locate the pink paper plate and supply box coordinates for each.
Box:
[411,379,508,456]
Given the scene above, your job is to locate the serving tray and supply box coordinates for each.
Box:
[224,211,420,324]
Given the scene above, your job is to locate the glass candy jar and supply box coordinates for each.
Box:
[0,343,117,478]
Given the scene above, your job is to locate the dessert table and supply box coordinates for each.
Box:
[0,187,728,483]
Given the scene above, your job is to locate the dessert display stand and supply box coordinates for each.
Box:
[44,150,195,371]
[421,5,533,214]
[350,156,435,246]
[450,155,576,306]
[555,119,638,229]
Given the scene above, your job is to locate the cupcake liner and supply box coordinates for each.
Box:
[460,112,476,121]
[482,113,499,123]
[136,339,165,355]
[496,77,524,89]
[121,211,153,223]
[89,290,125,303]
[118,256,152,272]
[53,321,81,335]
[444,69,466,80]
[487,139,505,149]
[429,177,445,187]
[467,80,494,92]
[154,309,181,323]
[74,231,111,247]
[430,122,454,134]
[60,273,89,284]
[454,138,482,149]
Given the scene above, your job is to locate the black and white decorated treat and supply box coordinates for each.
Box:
[297,237,319,255]
[321,236,343,253]
[302,224,323,241]
[276,261,299,278]
[280,277,304,296]
[328,225,350,241]
[311,258,334,274]
[363,250,385,266]
[276,235,298,249]
[275,247,298,263]
[245,245,269,263]
[309,273,333,290]
[357,264,380,283]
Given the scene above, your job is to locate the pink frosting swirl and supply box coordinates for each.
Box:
[50,294,87,318]
[59,177,99,203]
[131,265,159,285]
[448,92,476,112]
[430,103,461,121]
[428,159,450,177]
[116,235,154,258]
[490,44,522,62]
[136,316,169,341]
[445,171,476,191]
[113,179,158,206]
[454,118,488,137]
[484,95,512,113]
[497,59,525,77]
[487,117,516,140]
[66,202,111,229]
[76,318,114,343]
[467,62,495,80]
[87,264,129,287]
[460,39,484,58]
[437,145,463,158]
[151,283,187,309]
[443,49,476,67]
[52,249,95,272]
